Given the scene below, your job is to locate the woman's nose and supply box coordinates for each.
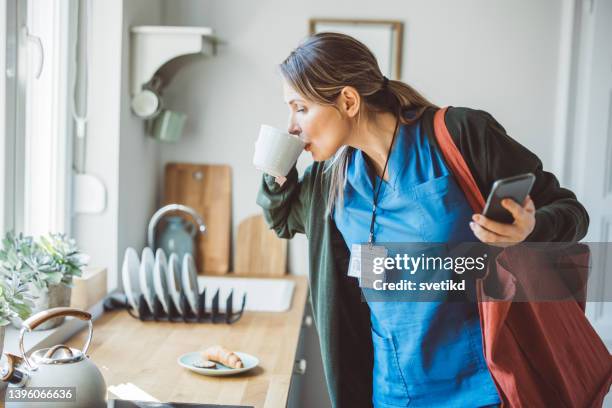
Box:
[287,121,301,136]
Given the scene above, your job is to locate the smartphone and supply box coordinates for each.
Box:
[482,173,536,224]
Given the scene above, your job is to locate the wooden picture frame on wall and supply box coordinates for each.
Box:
[309,18,404,79]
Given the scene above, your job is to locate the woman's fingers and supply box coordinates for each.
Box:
[469,222,511,247]
[501,197,526,220]
[523,195,535,212]
[503,196,536,235]
[274,176,287,186]
[471,195,536,244]
[471,214,513,237]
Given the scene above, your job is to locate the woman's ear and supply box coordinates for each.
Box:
[338,86,360,118]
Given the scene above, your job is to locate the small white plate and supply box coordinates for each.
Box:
[121,248,141,314]
[167,253,182,314]
[177,351,259,376]
[139,247,156,313]
[181,253,199,314]
[153,249,169,313]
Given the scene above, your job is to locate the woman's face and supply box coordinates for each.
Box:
[283,81,352,161]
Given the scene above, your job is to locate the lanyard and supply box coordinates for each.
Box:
[368,117,400,245]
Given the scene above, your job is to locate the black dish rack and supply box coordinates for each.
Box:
[105,288,246,324]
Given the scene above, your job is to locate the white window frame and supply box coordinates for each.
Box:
[1,0,28,238]
[1,1,7,235]
[2,0,16,235]
[15,0,73,236]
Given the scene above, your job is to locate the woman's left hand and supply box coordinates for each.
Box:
[470,195,536,247]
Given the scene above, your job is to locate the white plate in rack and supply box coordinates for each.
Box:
[139,247,155,313]
[121,248,141,314]
[166,253,183,314]
[181,253,199,314]
[153,249,169,313]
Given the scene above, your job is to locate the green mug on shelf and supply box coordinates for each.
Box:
[152,109,187,143]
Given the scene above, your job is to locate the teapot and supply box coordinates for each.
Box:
[1,307,106,407]
[148,204,206,263]
[158,215,197,262]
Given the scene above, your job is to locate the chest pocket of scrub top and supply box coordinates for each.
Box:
[412,174,474,242]
[371,329,411,407]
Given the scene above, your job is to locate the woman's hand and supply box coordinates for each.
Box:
[274,176,287,186]
[470,196,536,247]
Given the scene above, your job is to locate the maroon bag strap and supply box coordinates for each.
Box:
[433,107,486,213]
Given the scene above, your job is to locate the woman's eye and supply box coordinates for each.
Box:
[296,107,306,113]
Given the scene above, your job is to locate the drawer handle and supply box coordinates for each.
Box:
[294,359,307,375]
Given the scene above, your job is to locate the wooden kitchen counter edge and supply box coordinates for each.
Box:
[65,275,309,408]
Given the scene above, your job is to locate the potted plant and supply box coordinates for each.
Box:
[0,232,35,353]
[1,232,89,330]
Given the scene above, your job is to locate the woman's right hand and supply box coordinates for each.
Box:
[274,176,287,186]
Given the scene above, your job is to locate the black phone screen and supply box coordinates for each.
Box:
[482,173,535,224]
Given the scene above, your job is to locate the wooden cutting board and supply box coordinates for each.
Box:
[234,214,287,276]
[164,163,231,275]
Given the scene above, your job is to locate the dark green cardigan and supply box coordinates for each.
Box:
[256,106,589,408]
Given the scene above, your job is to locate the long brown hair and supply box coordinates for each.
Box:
[280,32,436,216]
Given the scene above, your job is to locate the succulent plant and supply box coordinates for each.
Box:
[0,232,89,325]
[0,232,35,325]
[0,275,33,326]
[36,233,89,287]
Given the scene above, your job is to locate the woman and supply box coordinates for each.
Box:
[257,33,588,408]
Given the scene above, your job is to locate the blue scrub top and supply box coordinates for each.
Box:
[333,118,501,408]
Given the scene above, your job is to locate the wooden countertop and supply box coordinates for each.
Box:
[65,275,308,408]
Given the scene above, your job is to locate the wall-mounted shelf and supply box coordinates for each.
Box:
[130,25,215,95]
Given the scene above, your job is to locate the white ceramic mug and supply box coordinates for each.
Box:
[253,124,306,177]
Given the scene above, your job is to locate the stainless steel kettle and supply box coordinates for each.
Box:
[1,307,106,407]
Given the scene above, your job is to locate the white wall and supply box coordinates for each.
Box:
[72,0,123,291]
[73,0,164,291]
[159,0,565,276]
[117,0,164,283]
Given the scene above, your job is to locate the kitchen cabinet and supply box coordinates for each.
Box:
[286,301,332,408]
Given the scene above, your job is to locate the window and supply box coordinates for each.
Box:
[1,0,17,235]
[2,0,74,236]
[2,0,91,348]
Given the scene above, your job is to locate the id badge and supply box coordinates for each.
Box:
[348,243,388,287]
